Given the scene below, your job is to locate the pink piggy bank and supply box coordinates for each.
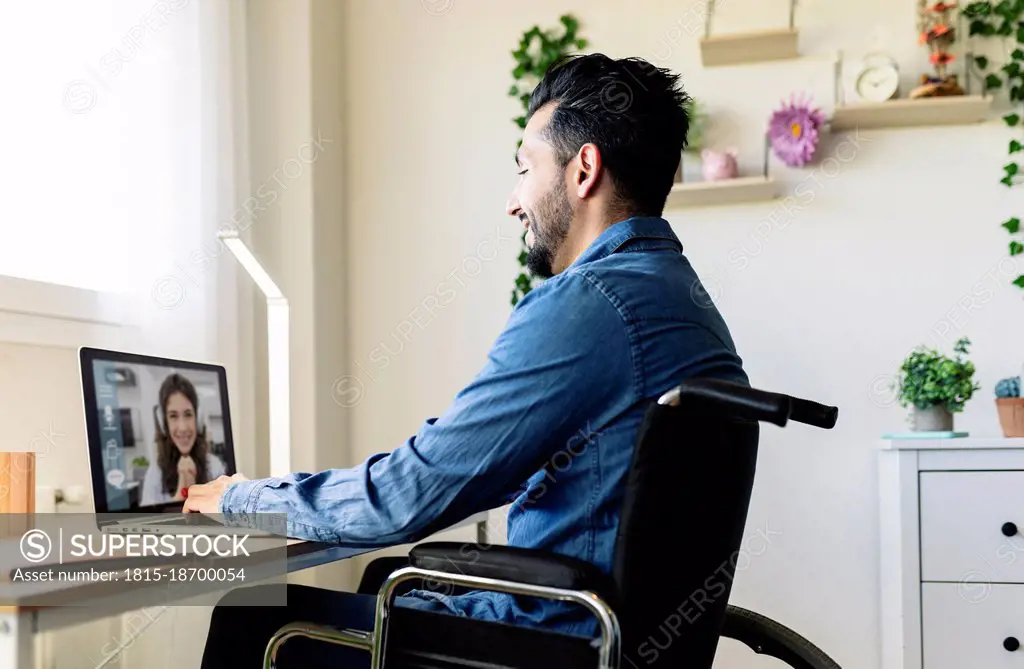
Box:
[701,148,739,181]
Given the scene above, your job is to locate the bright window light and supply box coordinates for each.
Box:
[0,1,201,294]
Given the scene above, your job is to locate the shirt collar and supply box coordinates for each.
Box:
[568,216,682,269]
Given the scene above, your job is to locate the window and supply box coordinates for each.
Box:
[0,0,207,294]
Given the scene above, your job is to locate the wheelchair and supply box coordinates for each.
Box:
[263,378,842,668]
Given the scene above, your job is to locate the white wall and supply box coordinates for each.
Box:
[341,2,1024,667]
[0,341,96,508]
[242,0,358,592]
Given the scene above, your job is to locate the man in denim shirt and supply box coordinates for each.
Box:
[193,53,746,668]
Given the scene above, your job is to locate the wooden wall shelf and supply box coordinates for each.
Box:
[666,176,777,209]
[700,28,799,67]
[830,95,991,132]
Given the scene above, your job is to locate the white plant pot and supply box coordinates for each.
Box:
[912,405,953,432]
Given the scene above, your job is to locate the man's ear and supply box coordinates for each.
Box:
[574,143,602,198]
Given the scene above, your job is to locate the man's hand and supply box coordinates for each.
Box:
[182,473,249,514]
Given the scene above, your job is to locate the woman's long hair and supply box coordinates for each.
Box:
[154,373,210,496]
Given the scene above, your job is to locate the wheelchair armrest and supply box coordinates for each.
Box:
[409,542,618,603]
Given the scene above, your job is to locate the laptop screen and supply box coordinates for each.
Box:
[80,348,236,513]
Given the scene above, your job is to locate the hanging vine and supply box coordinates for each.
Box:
[507,15,588,306]
[962,1,1024,285]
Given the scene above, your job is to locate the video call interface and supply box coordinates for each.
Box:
[91,359,233,511]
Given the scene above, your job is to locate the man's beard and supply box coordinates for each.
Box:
[525,180,573,279]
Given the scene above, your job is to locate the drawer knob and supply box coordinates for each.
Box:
[1005,637,1020,652]
[1002,522,1019,537]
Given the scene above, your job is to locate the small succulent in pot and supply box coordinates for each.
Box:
[995,375,1024,437]
[996,376,1021,398]
[895,337,980,431]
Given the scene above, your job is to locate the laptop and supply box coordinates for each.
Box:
[79,347,239,534]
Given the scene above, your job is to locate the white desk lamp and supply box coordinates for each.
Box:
[218,230,291,477]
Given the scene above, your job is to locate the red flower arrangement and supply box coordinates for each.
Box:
[918,1,957,77]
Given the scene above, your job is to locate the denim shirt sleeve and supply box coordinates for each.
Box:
[220,270,634,546]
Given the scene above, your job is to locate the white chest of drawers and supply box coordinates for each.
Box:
[880,438,1024,669]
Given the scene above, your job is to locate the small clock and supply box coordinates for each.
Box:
[854,52,900,102]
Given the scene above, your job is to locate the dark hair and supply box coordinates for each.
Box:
[527,53,691,217]
[155,373,210,496]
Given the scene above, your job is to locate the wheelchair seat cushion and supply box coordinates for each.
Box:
[409,542,618,606]
[387,605,599,669]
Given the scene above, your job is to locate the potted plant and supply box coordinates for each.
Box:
[676,97,710,182]
[995,375,1024,437]
[684,98,709,154]
[131,456,149,482]
[895,337,980,431]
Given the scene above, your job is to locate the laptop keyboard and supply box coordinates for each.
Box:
[136,514,224,527]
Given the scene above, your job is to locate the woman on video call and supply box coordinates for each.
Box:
[140,372,226,506]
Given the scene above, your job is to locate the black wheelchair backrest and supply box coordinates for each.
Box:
[611,378,836,668]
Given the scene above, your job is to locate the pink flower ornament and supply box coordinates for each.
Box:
[768,94,826,168]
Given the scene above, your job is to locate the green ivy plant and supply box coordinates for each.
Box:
[963,1,1024,286]
[895,337,981,413]
[508,15,588,306]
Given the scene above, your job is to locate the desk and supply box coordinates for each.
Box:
[0,512,487,669]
